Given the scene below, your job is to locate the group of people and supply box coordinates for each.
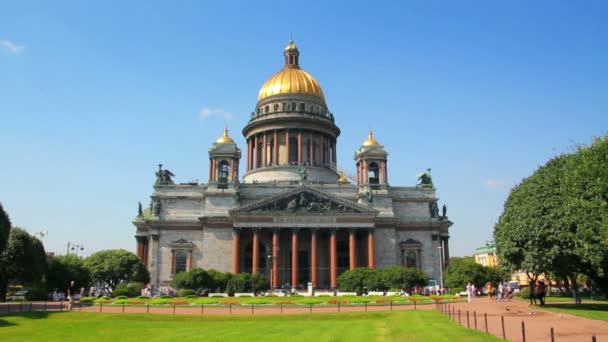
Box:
[466,281,515,303]
[529,279,547,306]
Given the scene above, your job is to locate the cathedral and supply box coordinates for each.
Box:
[133,41,453,291]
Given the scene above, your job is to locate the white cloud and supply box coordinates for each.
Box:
[199,107,232,121]
[0,40,25,54]
[484,179,511,190]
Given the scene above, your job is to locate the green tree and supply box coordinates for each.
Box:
[377,266,429,290]
[226,273,251,294]
[207,269,231,292]
[84,249,150,293]
[250,272,269,293]
[0,227,47,302]
[444,257,507,290]
[46,254,91,294]
[494,135,608,297]
[0,202,11,256]
[337,267,380,292]
[171,268,214,292]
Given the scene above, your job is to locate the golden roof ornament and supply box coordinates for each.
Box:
[362,130,380,146]
[338,173,349,184]
[215,128,235,144]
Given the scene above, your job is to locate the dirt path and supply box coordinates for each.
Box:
[446,298,608,342]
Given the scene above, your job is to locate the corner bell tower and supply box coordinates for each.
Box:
[208,128,241,186]
[355,130,389,188]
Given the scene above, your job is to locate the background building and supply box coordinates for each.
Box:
[133,41,453,290]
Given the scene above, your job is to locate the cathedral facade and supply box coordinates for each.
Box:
[133,41,452,290]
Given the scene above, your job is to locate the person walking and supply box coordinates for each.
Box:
[466,282,473,303]
[529,280,537,305]
[537,280,546,306]
[486,282,494,302]
[66,280,76,310]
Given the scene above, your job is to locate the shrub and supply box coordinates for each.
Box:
[169,301,189,305]
[160,295,172,299]
[337,267,380,292]
[150,298,170,305]
[136,295,149,300]
[245,299,270,305]
[211,295,225,298]
[179,289,196,297]
[112,299,130,305]
[519,288,530,299]
[328,299,347,304]
[113,283,142,298]
[226,273,252,294]
[297,298,324,305]
[277,301,294,305]
[185,295,198,299]
[194,298,219,305]
[115,296,128,300]
[349,298,371,304]
[317,294,329,297]
[238,295,252,298]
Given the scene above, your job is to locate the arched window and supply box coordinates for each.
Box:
[217,160,230,183]
[368,162,379,185]
[173,250,188,274]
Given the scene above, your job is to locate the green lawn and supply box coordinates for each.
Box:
[0,310,499,342]
[534,303,608,321]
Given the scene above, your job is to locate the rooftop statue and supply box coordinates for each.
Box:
[137,202,143,217]
[155,164,175,185]
[367,188,374,203]
[416,168,434,188]
[299,167,309,181]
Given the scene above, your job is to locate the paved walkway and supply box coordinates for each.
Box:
[446,298,608,342]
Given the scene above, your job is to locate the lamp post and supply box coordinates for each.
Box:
[67,242,85,256]
[438,245,444,290]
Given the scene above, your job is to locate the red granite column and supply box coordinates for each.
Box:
[349,229,356,271]
[232,228,240,273]
[297,131,302,164]
[246,139,250,171]
[291,229,298,288]
[262,133,267,167]
[330,229,337,289]
[253,135,258,168]
[311,228,318,287]
[273,131,278,165]
[285,130,290,165]
[367,229,375,269]
[209,159,213,181]
[272,229,280,288]
[309,133,314,165]
[252,229,259,274]
[229,160,235,182]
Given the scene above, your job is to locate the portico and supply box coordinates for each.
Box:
[229,186,378,289]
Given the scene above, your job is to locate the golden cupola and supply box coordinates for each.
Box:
[257,40,326,105]
[215,128,235,144]
[362,130,380,146]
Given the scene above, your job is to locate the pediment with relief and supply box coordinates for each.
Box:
[229,186,378,216]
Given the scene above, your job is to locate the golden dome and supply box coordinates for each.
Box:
[284,40,297,51]
[215,128,235,144]
[257,40,326,104]
[362,130,380,146]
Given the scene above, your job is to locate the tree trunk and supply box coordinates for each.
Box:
[0,276,8,302]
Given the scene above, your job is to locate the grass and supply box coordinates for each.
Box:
[0,310,500,342]
[534,302,608,321]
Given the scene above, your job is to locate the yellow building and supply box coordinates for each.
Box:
[474,243,498,267]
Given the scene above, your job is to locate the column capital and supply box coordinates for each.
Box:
[232,227,241,233]
[289,227,301,232]
[272,227,281,234]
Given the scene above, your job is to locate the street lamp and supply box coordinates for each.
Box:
[438,245,444,290]
[67,242,85,256]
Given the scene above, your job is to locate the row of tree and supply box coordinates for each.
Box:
[444,256,509,291]
[494,135,608,298]
[171,268,268,295]
[337,266,429,292]
[0,202,149,301]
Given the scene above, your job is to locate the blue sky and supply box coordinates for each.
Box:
[1,1,607,258]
